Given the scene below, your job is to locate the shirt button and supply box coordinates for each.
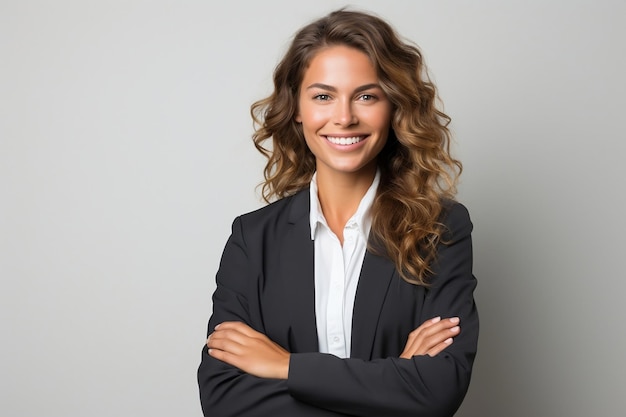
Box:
[333,336,340,343]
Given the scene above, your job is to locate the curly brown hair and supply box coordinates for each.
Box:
[251,8,462,285]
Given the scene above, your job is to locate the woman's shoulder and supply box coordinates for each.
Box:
[233,188,310,233]
[440,199,473,242]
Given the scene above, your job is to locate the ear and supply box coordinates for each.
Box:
[295,113,302,123]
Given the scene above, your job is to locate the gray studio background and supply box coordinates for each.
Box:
[1,1,625,416]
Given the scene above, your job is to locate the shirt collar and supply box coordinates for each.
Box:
[309,169,381,241]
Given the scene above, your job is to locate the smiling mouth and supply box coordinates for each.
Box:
[325,136,366,145]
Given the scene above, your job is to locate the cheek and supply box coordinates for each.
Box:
[365,107,393,129]
[302,133,321,156]
[299,104,330,128]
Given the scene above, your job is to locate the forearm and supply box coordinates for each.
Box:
[198,348,350,417]
[287,352,471,417]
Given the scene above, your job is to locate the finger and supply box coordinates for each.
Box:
[404,317,457,350]
[208,344,244,368]
[405,316,441,349]
[414,324,460,350]
[408,316,442,336]
[422,317,459,334]
[412,317,459,342]
[207,332,245,355]
[425,337,454,357]
[214,321,260,338]
[407,316,458,342]
[402,323,460,357]
[207,328,256,353]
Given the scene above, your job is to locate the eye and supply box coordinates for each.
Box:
[358,94,377,101]
[313,94,331,101]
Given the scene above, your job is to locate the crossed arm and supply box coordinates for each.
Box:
[207,316,462,380]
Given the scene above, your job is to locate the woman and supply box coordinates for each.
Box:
[198,8,478,417]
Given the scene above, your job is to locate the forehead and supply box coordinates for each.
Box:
[301,45,378,85]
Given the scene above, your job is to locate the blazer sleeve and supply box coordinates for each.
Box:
[287,203,479,417]
[197,217,351,417]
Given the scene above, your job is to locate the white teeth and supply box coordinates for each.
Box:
[326,136,363,145]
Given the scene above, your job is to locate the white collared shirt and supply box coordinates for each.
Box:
[309,170,380,358]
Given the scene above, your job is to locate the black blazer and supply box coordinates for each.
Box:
[198,189,479,417]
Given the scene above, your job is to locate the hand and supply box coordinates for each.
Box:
[207,321,290,379]
[400,316,460,359]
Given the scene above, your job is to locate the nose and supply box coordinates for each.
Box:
[333,100,357,127]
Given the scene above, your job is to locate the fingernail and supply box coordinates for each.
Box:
[444,338,453,345]
[449,317,460,324]
[450,326,460,333]
[214,324,221,330]
[431,316,441,323]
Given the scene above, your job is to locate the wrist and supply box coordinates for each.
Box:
[280,353,290,379]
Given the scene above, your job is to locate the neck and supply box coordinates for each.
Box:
[315,166,377,242]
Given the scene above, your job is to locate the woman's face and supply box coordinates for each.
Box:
[296,45,392,179]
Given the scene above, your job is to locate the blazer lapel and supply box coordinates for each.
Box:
[350,246,396,359]
[280,190,319,353]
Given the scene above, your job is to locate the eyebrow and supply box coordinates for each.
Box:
[305,83,382,93]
